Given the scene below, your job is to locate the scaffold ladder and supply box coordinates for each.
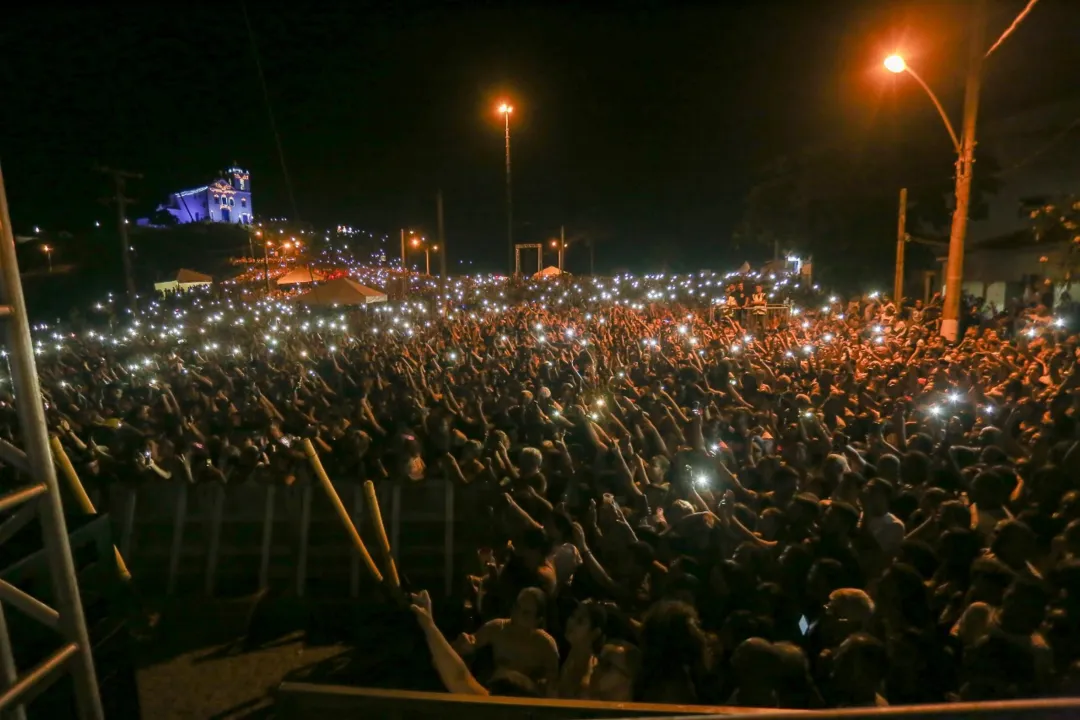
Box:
[0,165,103,719]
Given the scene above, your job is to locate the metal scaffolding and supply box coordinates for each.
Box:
[0,165,103,718]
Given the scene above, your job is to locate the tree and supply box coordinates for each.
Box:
[148,208,179,227]
[737,141,1000,290]
[1025,193,1080,280]
[1026,194,1080,245]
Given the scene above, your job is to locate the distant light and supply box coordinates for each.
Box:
[33,226,40,233]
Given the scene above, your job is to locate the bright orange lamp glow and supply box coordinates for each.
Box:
[884,55,906,74]
[498,103,513,115]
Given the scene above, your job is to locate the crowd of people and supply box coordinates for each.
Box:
[19,268,1080,709]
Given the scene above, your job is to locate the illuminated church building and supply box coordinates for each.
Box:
[159,167,253,224]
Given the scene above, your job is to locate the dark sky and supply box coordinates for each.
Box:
[2,1,1078,273]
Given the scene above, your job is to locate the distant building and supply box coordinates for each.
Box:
[158,167,253,225]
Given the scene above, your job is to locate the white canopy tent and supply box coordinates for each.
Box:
[154,268,212,294]
[276,267,325,285]
[290,277,388,306]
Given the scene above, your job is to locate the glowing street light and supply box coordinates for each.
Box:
[883,54,906,73]
[883,4,987,341]
[407,237,438,275]
[498,101,514,274]
[41,244,53,273]
[883,54,960,152]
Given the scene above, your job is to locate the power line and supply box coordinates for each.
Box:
[997,111,1080,178]
[240,0,299,222]
[985,0,1040,58]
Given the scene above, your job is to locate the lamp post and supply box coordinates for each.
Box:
[411,237,437,275]
[263,241,272,293]
[250,229,262,261]
[550,226,566,272]
[41,244,53,273]
[884,0,986,341]
[498,102,514,275]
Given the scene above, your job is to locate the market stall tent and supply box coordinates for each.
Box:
[533,265,562,279]
[276,267,326,285]
[154,268,212,294]
[290,277,388,306]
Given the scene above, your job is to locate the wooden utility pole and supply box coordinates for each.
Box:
[98,167,142,313]
[436,190,446,278]
[941,0,987,341]
[894,188,907,306]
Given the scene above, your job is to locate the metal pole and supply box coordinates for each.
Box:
[941,0,987,342]
[258,485,275,591]
[559,226,564,272]
[895,188,907,306]
[425,248,430,276]
[436,191,447,278]
[400,228,406,271]
[115,178,137,313]
[0,164,103,718]
[296,484,312,597]
[167,483,188,596]
[263,242,271,293]
[505,113,513,276]
[0,602,26,720]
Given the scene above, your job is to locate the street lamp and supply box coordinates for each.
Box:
[883,55,960,152]
[550,226,567,272]
[399,229,419,272]
[884,5,986,341]
[41,244,53,273]
[263,241,273,293]
[498,102,514,275]
[409,237,437,275]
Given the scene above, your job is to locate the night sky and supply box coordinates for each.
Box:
[2,1,1078,275]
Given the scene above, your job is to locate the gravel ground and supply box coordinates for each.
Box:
[132,594,348,720]
[136,637,345,719]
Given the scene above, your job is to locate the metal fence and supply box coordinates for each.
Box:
[88,477,461,598]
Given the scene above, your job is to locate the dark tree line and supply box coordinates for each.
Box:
[735,141,1001,291]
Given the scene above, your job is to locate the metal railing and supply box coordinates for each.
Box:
[274,684,1080,720]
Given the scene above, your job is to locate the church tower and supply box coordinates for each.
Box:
[227,166,253,224]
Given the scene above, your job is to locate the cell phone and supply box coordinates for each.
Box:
[799,615,810,636]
